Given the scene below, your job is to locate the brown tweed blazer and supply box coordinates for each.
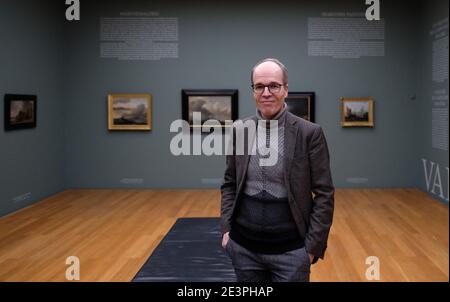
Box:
[220,111,334,261]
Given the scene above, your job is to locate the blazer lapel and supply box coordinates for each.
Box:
[284,113,298,186]
[236,116,257,196]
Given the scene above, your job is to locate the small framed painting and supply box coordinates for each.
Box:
[340,97,374,127]
[108,94,152,131]
[285,92,315,122]
[4,94,37,131]
[181,89,238,130]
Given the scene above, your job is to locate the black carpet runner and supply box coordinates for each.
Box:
[133,217,236,282]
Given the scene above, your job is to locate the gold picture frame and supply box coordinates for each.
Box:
[108,94,152,131]
[340,97,374,127]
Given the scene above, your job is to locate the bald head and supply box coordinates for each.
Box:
[251,58,288,85]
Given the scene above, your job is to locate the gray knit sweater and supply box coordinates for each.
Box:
[244,104,288,198]
[230,104,303,254]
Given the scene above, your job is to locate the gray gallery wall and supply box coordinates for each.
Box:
[415,0,449,203]
[0,0,65,217]
[63,0,424,190]
[0,0,448,217]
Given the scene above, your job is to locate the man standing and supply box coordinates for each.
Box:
[221,58,334,282]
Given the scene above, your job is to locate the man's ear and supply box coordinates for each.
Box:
[284,84,289,98]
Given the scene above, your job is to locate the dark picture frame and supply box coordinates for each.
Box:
[4,94,37,131]
[182,89,238,130]
[285,92,315,122]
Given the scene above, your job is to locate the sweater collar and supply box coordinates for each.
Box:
[256,103,287,128]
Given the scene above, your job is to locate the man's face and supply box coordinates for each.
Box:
[252,62,288,119]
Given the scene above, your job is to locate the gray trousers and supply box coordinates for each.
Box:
[225,238,311,282]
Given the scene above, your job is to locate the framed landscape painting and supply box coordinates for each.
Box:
[285,92,315,122]
[182,89,238,130]
[340,97,374,127]
[108,94,152,131]
[4,94,37,131]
